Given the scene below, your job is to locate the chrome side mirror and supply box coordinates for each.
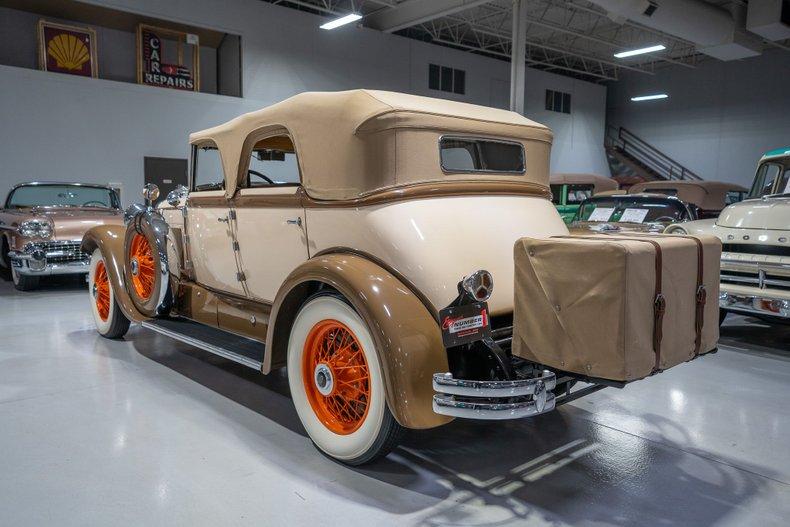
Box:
[142,183,160,206]
[166,184,188,207]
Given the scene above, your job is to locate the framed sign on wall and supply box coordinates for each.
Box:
[136,24,200,92]
[37,20,98,78]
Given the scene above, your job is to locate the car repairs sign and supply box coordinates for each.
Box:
[137,24,199,92]
[439,302,492,347]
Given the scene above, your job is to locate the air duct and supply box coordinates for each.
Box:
[588,0,761,61]
[747,0,790,41]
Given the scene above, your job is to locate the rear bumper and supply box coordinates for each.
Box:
[432,370,557,420]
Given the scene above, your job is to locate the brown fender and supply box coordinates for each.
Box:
[266,253,452,430]
[82,225,147,324]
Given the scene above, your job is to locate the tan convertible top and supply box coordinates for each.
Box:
[628,180,747,211]
[550,173,619,194]
[190,90,553,200]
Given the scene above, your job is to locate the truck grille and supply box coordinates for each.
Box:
[27,241,89,264]
[721,268,790,292]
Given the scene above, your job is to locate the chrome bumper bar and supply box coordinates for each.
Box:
[9,253,89,276]
[432,371,557,420]
[720,291,790,319]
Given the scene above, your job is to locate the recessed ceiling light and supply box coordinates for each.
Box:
[320,13,362,30]
[631,94,669,102]
[614,44,666,58]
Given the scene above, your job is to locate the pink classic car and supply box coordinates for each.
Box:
[0,182,123,290]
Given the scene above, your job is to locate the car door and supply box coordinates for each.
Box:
[232,134,309,302]
[186,142,246,296]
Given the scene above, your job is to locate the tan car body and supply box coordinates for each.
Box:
[84,90,569,429]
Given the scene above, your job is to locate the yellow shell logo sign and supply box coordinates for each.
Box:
[47,33,90,71]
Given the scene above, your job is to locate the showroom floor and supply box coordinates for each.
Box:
[1,277,789,526]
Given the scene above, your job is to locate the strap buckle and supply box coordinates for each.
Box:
[696,285,707,305]
[654,293,666,314]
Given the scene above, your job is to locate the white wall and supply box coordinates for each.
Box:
[0,0,609,205]
[607,49,790,187]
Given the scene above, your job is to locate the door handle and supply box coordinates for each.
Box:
[218,216,229,223]
[286,217,302,228]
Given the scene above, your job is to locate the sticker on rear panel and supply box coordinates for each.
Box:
[439,302,492,347]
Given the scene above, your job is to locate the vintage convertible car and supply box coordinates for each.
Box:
[549,173,619,223]
[628,180,748,219]
[0,182,123,290]
[669,147,790,323]
[570,192,699,233]
[82,90,719,465]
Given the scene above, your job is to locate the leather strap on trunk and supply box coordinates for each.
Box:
[625,233,707,357]
[554,235,665,371]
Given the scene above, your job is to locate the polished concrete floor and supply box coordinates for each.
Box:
[1,276,789,527]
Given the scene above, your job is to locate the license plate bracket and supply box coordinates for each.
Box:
[439,302,492,348]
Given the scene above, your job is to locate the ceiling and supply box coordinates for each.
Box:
[264,0,790,83]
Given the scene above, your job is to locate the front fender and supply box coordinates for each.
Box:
[82,225,146,323]
[266,253,451,430]
[664,218,717,235]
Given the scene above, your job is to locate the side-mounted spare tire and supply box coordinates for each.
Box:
[124,214,171,317]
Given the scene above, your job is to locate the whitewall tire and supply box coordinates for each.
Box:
[89,249,130,339]
[287,294,403,465]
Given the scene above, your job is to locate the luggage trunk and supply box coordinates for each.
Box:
[512,233,721,382]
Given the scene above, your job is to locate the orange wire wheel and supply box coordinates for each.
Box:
[93,260,111,321]
[302,320,371,435]
[129,233,155,300]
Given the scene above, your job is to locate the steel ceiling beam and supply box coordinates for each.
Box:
[365,0,494,33]
[432,37,617,80]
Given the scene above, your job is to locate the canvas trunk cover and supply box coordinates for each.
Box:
[512,233,721,381]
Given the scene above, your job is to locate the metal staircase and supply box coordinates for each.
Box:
[605,125,703,188]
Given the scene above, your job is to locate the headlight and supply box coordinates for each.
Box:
[18,219,53,238]
[664,225,688,235]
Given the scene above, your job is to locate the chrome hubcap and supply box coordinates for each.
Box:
[91,282,98,299]
[313,363,334,396]
[130,258,139,276]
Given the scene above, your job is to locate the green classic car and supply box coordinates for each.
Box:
[550,173,620,223]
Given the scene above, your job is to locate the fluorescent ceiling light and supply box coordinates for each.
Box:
[631,94,669,102]
[614,44,666,58]
[320,13,362,30]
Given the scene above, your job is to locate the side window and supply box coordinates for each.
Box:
[244,135,301,188]
[565,184,594,204]
[750,162,781,198]
[725,191,746,205]
[193,144,224,191]
[550,184,564,204]
[780,168,790,194]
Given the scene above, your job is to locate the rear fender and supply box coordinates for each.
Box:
[266,253,451,430]
[82,225,146,323]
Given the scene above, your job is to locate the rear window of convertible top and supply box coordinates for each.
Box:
[440,137,525,174]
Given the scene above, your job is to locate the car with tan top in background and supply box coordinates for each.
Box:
[0,182,123,290]
[668,148,790,324]
[82,90,721,466]
[628,180,748,219]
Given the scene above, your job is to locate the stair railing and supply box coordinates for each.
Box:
[605,125,703,181]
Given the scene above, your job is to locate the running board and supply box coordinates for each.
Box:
[141,318,264,370]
